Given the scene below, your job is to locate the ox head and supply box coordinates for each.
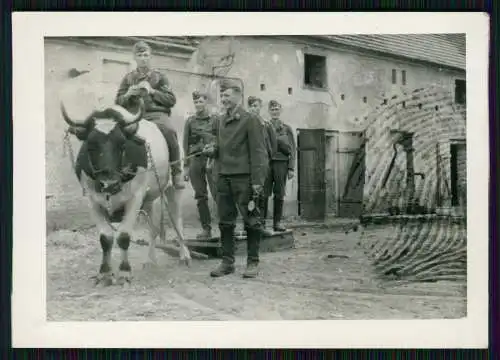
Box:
[61,100,145,195]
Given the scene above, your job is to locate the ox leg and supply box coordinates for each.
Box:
[116,232,132,286]
[142,199,160,268]
[90,205,115,286]
[96,233,115,286]
[115,194,144,286]
[165,185,191,267]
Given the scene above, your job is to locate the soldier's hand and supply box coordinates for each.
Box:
[202,144,215,156]
[126,85,142,97]
[138,80,153,94]
[252,185,263,195]
[183,168,190,182]
[287,170,294,180]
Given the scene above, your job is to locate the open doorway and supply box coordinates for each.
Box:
[450,140,466,207]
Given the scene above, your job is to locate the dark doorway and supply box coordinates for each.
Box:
[450,141,466,207]
[454,79,466,105]
[297,129,326,220]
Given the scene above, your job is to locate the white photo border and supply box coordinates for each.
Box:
[12,12,490,348]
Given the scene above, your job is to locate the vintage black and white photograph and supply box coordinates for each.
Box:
[13,12,489,348]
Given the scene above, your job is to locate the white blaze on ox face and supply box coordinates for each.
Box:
[93,119,118,135]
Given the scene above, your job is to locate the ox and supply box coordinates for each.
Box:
[61,100,191,286]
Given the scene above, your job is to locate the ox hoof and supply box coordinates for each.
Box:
[116,272,132,287]
[94,273,115,287]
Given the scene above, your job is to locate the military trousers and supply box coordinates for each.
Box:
[143,111,182,175]
[266,160,289,200]
[189,155,217,230]
[217,174,262,264]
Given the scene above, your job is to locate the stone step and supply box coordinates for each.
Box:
[185,229,295,258]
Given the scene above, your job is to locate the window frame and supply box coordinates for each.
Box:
[302,49,329,92]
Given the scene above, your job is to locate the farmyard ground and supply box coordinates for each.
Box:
[46,225,466,321]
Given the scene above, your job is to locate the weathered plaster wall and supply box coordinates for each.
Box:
[189,36,466,216]
[46,36,466,232]
[45,39,214,231]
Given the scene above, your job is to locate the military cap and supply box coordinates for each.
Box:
[192,90,208,100]
[247,96,262,106]
[268,99,282,109]
[219,79,242,92]
[133,41,151,54]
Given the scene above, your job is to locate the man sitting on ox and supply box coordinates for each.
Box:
[115,40,185,189]
[61,98,191,287]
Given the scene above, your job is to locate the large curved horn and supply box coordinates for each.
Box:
[60,101,94,128]
[106,100,145,127]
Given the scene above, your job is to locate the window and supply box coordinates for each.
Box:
[102,58,131,84]
[304,53,327,89]
[401,70,407,85]
[391,69,397,84]
[455,79,466,105]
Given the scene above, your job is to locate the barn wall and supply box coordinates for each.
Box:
[45,39,213,231]
[46,36,466,232]
[191,36,466,216]
[363,88,466,214]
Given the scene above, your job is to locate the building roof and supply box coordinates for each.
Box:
[317,34,465,71]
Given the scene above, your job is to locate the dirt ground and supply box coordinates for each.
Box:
[46,225,466,321]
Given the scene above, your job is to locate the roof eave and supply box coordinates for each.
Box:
[305,35,466,72]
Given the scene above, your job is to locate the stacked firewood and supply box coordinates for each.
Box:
[359,216,467,283]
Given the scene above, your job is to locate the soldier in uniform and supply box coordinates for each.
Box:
[115,40,185,189]
[267,100,296,232]
[247,96,277,236]
[203,80,268,278]
[183,90,217,240]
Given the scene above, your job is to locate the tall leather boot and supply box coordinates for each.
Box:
[243,227,261,278]
[210,225,235,277]
[259,197,273,237]
[273,198,286,232]
[196,200,212,240]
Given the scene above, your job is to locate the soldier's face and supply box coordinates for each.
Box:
[249,101,262,115]
[134,50,151,69]
[193,96,207,113]
[269,105,282,119]
[221,89,240,110]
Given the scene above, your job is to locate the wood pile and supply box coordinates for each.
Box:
[359,215,467,284]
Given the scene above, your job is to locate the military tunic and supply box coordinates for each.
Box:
[268,119,296,199]
[115,68,182,175]
[183,112,218,230]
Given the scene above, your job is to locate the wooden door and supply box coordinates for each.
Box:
[337,132,366,218]
[297,128,326,220]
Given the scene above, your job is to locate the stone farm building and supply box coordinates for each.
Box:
[45,35,466,230]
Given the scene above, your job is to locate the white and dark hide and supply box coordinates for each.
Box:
[61,99,191,287]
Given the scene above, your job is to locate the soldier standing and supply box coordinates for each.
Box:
[203,80,268,278]
[267,100,296,232]
[183,91,218,240]
[115,40,185,189]
[247,96,277,236]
